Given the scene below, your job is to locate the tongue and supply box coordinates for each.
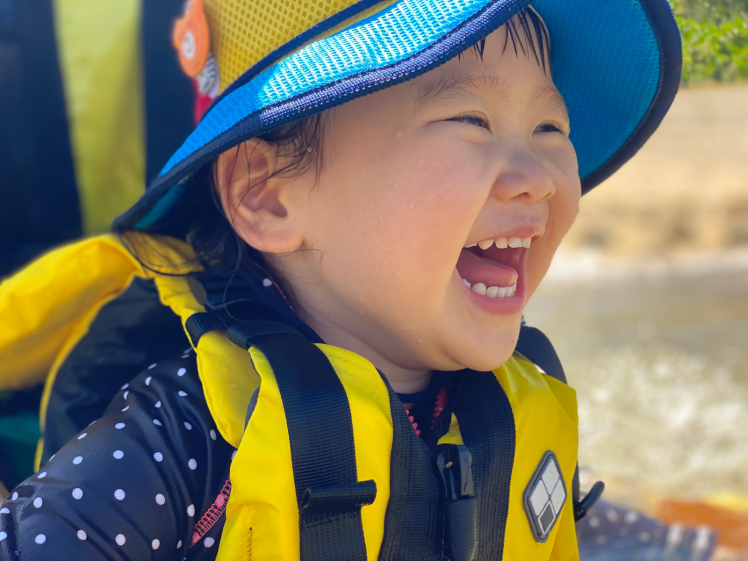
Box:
[457,248,518,287]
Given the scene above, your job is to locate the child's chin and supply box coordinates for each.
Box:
[454,341,518,373]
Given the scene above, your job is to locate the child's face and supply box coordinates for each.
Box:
[255,24,580,375]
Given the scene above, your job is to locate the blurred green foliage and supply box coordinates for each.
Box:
[670,0,748,84]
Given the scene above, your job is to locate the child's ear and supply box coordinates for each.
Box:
[214,140,305,254]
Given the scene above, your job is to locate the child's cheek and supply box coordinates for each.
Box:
[525,172,581,300]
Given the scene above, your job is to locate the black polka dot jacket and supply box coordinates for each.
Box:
[0,352,235,560]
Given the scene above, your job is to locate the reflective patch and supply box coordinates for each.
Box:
[523,451,566,543]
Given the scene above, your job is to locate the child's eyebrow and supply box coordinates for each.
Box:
[532,86,569,116]
[414,74,509,110]
[414,74,568,116]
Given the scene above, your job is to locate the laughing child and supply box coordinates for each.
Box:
[0,0,681,559]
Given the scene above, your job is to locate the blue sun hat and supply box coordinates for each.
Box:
[114,0,681,231]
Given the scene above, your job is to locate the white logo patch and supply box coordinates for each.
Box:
[523,451,567,542]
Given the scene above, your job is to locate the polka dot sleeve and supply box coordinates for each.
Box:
[0,351,235,560]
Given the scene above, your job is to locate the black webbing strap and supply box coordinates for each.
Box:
[206,317,376,560]
[516,324,567,384]
[185,312,226,347]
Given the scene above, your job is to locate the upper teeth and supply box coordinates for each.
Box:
[465,237,532,250]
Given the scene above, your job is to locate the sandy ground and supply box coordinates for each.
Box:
[563,83,748,258]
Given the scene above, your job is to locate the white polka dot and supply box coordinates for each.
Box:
[116,534,126,546]
[188,459,197,470]
[155,401,162,408]
[178,391,188,397]
[0,532,6,541]
[72,488,83,500]
[114,489,126,501]
[210,429,217,441]
[77,433,87,440]
[113,450,124,460]
[589,516,600,528]
[37,472,47,479]
[146,376,152,385]
[152,538,161,550]
[121,383,129,390]
[153,419,162,426]
[115,422,125,430]
[262,278,273,287]
[123,391,129,400]
[35,534,46,544]
[177,540,182,548]
[187,504,195,517]
[121,406,129,412]
[184,422,192,431]
[155,494,166,505]
[204,537,215,548]
[148,363,156,370]
[181,355,189,359]
[77,530,87,541]
[0,508,9,514]
[153,452,164,462]
[73,456,83,465]
[11,492,17,501]
[33,497,42,508]
[639,531,651,542]
[177,368,186,377]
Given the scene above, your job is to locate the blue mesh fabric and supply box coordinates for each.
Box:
[533,0,660,179]
[161,0,499,175]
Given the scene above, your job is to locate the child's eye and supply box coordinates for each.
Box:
[447,115,489,129]
[535,122,568,134]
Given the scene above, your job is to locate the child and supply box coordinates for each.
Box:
[0,0,681,559]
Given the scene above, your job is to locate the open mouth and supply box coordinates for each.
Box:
[456,236,532,300]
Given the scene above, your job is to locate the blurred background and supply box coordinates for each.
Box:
[0,0,746,559]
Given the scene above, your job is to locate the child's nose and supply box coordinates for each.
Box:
[490,150,556,204]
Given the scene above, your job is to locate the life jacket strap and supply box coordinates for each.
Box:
[300,480,378,560]
[185,312,226,346]
[195,314,376,560]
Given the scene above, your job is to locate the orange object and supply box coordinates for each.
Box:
[172,0,211,78]
[657,499,748,551]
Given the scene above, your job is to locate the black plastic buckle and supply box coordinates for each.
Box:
[434,445,477,561]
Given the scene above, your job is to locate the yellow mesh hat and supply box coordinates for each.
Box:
[115,0,681,230]
[204,0,397,94]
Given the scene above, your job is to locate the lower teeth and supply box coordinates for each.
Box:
[463,280,517,298]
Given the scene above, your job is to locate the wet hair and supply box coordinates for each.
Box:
[133,7,551,282]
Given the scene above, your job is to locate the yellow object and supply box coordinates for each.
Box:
[203,0,398,93]
[53,0,145,234]
[706,493,748,514]
[0,234,579,559]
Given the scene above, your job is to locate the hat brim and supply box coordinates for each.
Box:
[115,0,681,231]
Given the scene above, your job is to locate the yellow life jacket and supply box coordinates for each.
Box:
[0,234,580,560]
